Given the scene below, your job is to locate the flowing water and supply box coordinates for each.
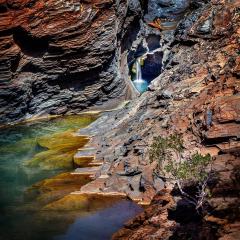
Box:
[133,58,149,93]
[0,115,143,240]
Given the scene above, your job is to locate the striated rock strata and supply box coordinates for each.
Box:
[77,0,240,238]
[1,0,239,238]
[0,0,142,124]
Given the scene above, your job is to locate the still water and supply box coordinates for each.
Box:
[0,115,142,240]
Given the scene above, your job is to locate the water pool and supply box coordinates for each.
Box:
[0,115,142,240]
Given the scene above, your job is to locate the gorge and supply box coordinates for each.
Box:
[0,0,240,239]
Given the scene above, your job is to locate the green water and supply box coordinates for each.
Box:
[133,79,149,94]
[0,114,143,240]
[0,115,97,202]
[0,115,95,239]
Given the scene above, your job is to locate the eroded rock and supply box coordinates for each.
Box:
[0,0,143,124]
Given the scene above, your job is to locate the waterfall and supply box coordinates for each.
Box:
[133,58,148,93]
[136,58,142,81]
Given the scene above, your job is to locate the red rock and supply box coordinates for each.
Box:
[205,123,240,140]
[0,0,140,123]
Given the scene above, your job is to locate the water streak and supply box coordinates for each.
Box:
[133,58,148,93]
[136,58,142,81]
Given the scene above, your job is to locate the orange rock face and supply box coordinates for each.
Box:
[0,0,141,123]
[78,0,240,239]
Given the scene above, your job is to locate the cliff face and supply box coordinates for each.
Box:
[1,0,239,239]
[0,0,141,124]
[76,0,240,239]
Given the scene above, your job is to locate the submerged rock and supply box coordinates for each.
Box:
[25,130,90,170]
[27,172,92,206]
[42,193,125,212]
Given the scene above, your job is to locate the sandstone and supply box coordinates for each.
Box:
[42,193,124,212]
[73,166,100,176]
[27,172,91,206]
[205,123,240,140]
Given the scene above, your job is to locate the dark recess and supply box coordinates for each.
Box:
[142,51,163,82]
[0,4,7,13]
[13,27,49,57]
[146,34,161,51]
[168,186,218,240]
[121,16,141,54]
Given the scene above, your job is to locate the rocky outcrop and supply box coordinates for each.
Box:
[1,0,239,238]
[76,0,240,238]
[0,0,142,124]
[112,190,176,240]
[76,0,193,205]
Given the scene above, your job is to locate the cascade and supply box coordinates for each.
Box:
[132,58,148,94]
[136,57,142,80]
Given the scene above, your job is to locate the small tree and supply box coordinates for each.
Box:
[149,134,212,212]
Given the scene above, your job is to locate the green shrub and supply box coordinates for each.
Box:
[149,134,212,211]
[149,134,184,164]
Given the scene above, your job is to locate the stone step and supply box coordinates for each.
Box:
[72,166,101,175]
[88,161,103,166]
[71,191,127,197]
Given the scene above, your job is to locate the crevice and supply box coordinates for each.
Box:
[10,54,21,73]
[21,62,42,73]
[0,3,7,13]
[13,27,49,57]
[120,17,141,54]
[47,71,100,91]
[203,137,239,146]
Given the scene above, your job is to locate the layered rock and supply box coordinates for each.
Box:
[76,0,240,238]
[0,0,142,124]
[1,0,239,238]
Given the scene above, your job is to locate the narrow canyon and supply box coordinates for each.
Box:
[0,0,239,239]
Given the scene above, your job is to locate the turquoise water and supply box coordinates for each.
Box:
[133,79,149,93]
[0,115,96,205]
[0,115,142,240]
[132,58,149,94]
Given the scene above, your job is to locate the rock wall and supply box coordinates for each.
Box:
[0,0,142,124]
[1,0,239,238]
[76,0,240,239]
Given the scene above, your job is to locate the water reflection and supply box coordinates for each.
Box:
[54,200,142,240]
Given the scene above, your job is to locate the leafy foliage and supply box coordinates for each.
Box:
[165,152,211,182]
[149,134,184,165]
[149,134,211,181]
[149,134,212,211]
